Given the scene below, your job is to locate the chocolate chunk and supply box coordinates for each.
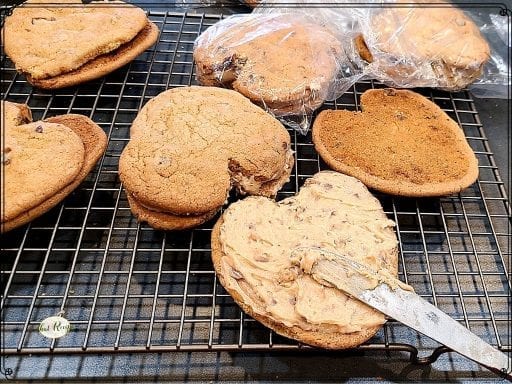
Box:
[384,88,396,96]
[35,125,43,133]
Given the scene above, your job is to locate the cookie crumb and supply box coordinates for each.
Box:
[395,111,406,120]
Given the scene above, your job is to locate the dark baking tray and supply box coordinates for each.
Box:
[1,9,511,380]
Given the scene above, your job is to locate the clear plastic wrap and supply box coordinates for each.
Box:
[193,12,359,133]
[253,0,509,97]
[193,1,508,132]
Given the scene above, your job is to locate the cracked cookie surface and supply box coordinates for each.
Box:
[3,0,157,88]
[119,86,293,224]
[1,101,107,232]
[1,103,85,222]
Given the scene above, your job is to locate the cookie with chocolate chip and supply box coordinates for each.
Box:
[193,13,342,116]
[1,101,107,233]
[119,86,294,231]
[3,0,159,89]
[212,171,398,349]
[355,5,490,90]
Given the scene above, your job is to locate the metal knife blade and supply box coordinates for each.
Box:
[291,247,511,377]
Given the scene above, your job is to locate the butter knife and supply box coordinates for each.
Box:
[291,247,511,379]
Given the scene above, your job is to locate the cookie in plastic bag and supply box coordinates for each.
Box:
[193,13,343,132]
[355,3,491,90]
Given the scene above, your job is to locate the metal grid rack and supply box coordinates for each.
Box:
[1,10,511,372]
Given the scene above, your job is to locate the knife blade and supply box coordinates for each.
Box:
[291,247,511,378]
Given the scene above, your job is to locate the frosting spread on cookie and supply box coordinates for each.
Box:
[218,171,397,333]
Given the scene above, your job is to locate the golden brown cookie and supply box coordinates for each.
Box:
[126,193,218,231]
[355,4,490,90]
[3,0,158,89]
[1,102,107,233]
[119,86,293,231]
[3,101,32,127]
[312,89,479,197]
[2,119,85,223]
[212,171,398,349]
[194,14,342,116]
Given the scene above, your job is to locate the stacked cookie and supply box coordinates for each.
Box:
[355,5,490,90]
[1,101,107,233]
[2,0,159,89]
[119,86,293,231]
[194,13,342,118]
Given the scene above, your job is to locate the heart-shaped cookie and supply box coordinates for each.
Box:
[1,101,107,233]
[119,86,293,231]
[2,111,85,222]
[194,13,342,116]
[312,89,479,197]
[212,171,398,349]
[3,0,158,89]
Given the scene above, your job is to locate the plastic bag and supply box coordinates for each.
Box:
[193,12,357,133]
[253,0,509,97]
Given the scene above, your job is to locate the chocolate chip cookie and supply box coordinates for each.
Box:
[119,86,293,230]
[194,14,342,117]
[212,171,398,349]
[3,0,159,89]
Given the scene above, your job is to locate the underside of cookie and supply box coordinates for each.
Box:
[312,89,479,197]
[119,86,293,230]
[211,171,398,349]
[193,14,341,116]
[1,103,107,233]
[3,0,158,89]
[126,193,218,231]
[355,6,490,90]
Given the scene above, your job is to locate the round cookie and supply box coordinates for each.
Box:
[3,0,158,89]
[211,171,398,349]
[119,86,293,223]
[2,114,107,233]
[193,14,342,116]
[2,121,85,222]
[356,6,490,90]
[312,89,479,197]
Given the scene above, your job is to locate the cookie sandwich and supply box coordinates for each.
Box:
[2,0,159,89]
[1,101,107,233]
[194,13,342,117]
[119,86,294,231]
[355,4,490,90]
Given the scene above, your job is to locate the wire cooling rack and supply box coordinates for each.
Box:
[1,10,511,373]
